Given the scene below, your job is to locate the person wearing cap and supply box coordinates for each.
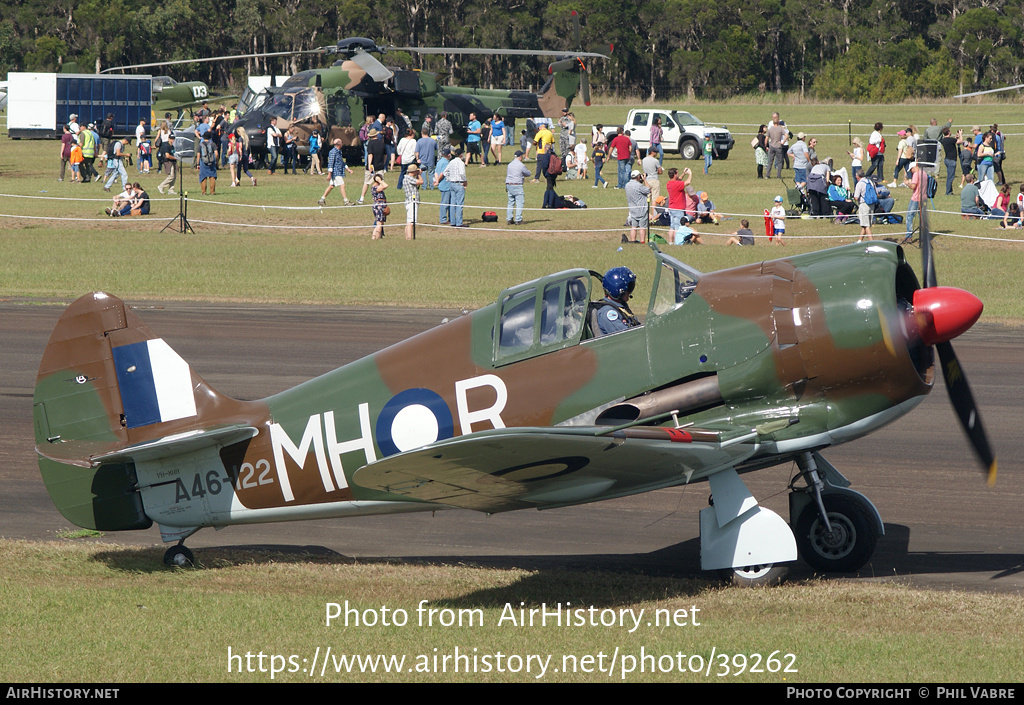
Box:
[787,133,810,189]
[434,146,453,225]
[103,138,131,192]
[641,149,662,219]
[465,113,482,165]
[58,125,74,182]
[624,169,651,244]
[505,150,531,225]
[853,172,874,242]
[695,191,720,225]
[770,195,787,245]
[403,164,423,240]
[532,121,555,182]
[558,109,576,160]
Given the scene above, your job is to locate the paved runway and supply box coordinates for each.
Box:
[2,298,1021,592]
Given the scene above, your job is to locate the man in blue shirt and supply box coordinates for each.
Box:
[318,139,352,205]
[466,113,482,165]
[415,128,437,190]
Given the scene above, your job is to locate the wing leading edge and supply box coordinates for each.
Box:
[352,426,759,513]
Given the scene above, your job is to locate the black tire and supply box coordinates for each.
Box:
[163,545,195,568]
[718,564,788,587]
[795,495,877,573]
[679,140,699,160]
[718,149,730,161]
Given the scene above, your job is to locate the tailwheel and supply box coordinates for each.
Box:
[719,564,788,587]
[163,543,195,568]
[795,495,877,573]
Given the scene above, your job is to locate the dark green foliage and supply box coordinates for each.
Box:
[2,0,1022,100]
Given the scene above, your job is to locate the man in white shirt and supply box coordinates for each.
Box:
[436,150,467,227]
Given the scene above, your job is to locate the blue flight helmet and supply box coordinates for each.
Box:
[603,266,636,301]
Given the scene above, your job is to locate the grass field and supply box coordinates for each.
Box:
[3,539,1023,682]
[2,103,1023,320]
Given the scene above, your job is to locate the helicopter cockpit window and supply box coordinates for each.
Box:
[291,88,326,122]
[651,253,701,317]
[265,94,294,120]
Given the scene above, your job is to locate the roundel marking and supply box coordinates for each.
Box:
[376,388,455,457]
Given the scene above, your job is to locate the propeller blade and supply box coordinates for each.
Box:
[936,341,998,485]
[915,182,996,484]
[350,50,394,82]
[920,182,938,288]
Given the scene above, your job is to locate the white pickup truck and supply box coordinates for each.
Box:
[614,109,735,161]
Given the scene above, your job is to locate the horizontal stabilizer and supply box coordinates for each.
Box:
[36,424,259,468]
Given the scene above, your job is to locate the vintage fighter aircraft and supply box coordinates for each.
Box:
[33,211,995,584]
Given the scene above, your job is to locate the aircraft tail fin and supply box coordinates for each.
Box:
[537,71,579,118]
[33,292,258,530]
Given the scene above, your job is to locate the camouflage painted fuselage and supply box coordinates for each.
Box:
[34,242,932,536]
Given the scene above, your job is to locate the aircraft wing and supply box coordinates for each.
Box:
[352,426,759,513]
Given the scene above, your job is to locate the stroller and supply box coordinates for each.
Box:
[782,177,808,216]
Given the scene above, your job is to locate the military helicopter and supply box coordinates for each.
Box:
[103,12,607,165]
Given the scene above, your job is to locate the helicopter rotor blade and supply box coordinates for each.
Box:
[349,49,394,82]
[392,46,608,60]
[101,49,328,74]
[548,58,577,73]
[953,84,1024,99]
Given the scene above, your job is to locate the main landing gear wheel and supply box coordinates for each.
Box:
[163,544,195,568]
[719,564,788,587]
[795,495,877,573]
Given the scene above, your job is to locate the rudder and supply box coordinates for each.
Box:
[33,292,255,530]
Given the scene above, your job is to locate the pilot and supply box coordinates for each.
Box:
[594,267,641,336]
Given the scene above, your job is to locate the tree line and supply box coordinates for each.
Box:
[2,0,1022,102]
